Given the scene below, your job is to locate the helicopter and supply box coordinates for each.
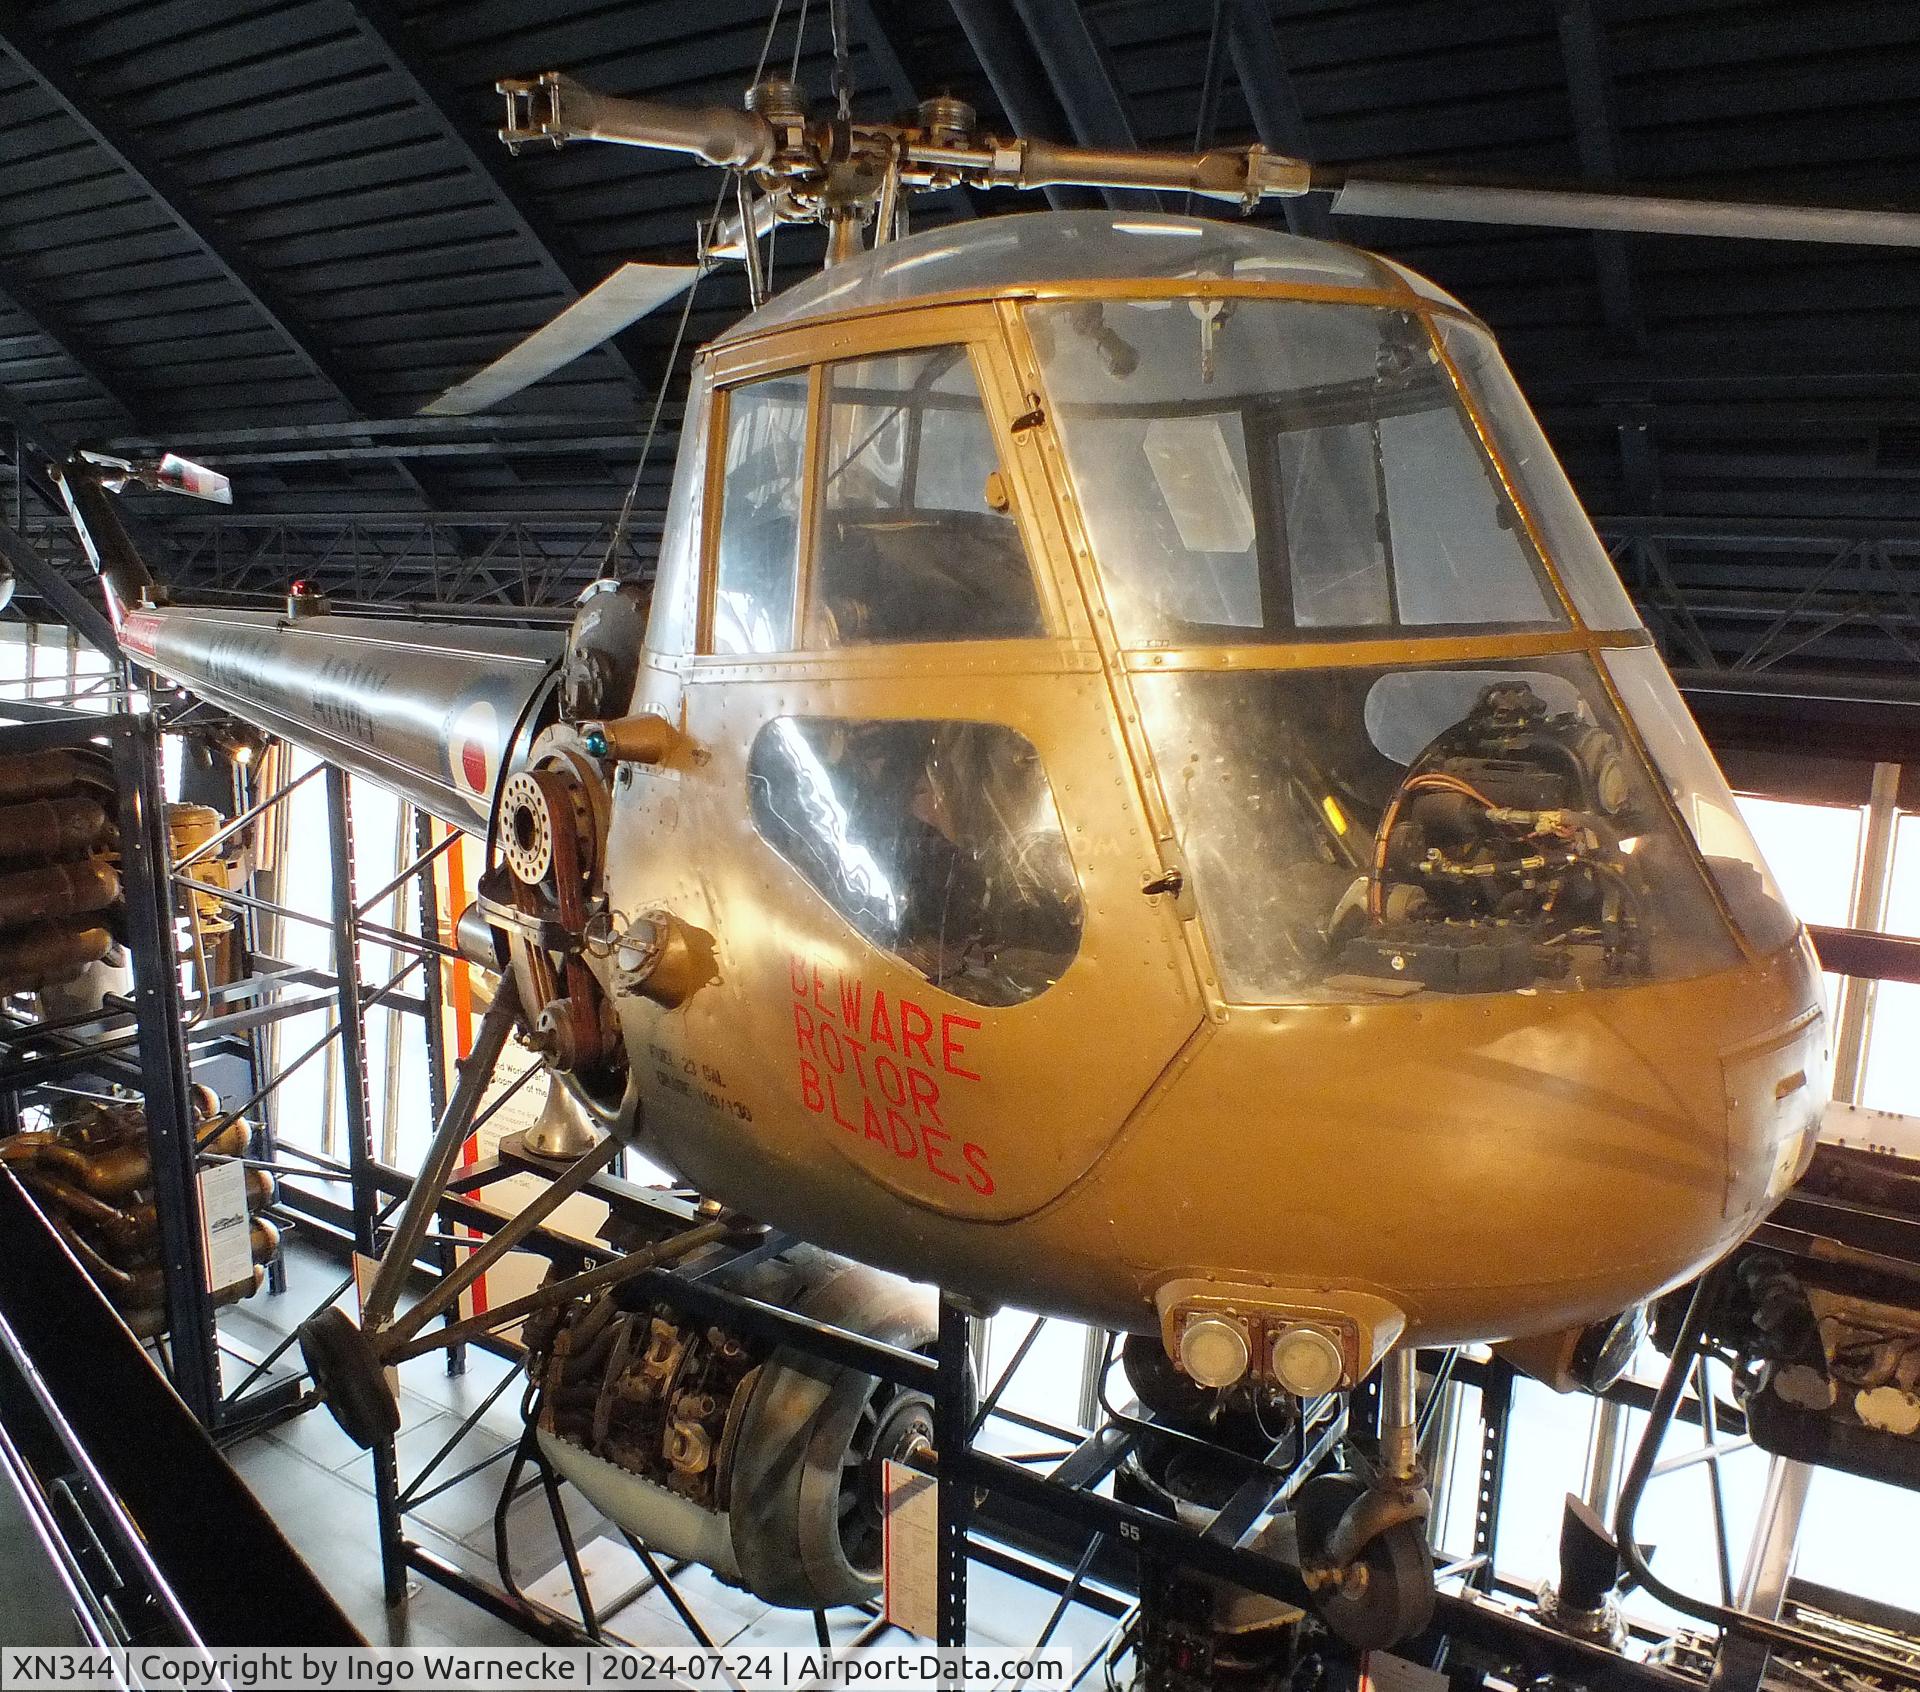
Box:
[57,55,1908,1647]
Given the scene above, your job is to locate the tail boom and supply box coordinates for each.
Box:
[120,606,562,831]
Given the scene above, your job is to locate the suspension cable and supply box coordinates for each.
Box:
[830,0,853,120]
[602,0,794,579]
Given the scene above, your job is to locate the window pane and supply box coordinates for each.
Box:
[746,717,1082,1006]
[1736,795,1859,1083]
[1271,421,1390,627]
[1878,810,1920,940]
[810,347,1043,645]
[1381,405,1554,624]
[982,1310,1092,1433]
[1135,655,1741,1003]
[1438,318,1644,631]
[1601,647,1801,954]
[1028,298,1566,645]
[713,372,808,655]
[1794,1468,1920,1613]
[1733,797,1862,931]
[1859,811,1920,1112]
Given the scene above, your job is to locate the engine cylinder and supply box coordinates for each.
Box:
[530,1245,935,1611]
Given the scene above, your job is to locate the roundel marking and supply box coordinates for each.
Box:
[446,698,502,810]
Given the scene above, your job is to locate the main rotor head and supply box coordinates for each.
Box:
[498,69,1310,261]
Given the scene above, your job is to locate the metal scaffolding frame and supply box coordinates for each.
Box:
[0,1158,363,1646]
[1,494,1914,1680]
[0,691,304,1433]
[157,734,1909,1686]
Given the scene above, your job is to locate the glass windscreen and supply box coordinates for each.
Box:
[1027,299,1566,646]
[746,717,1082,1006]
[713,372,808,654]
[1601,647,1801,953]
[1136,655,1749,1003]
[1436,318,1643,632]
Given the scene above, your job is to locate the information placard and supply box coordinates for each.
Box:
[881,1459,940,1640]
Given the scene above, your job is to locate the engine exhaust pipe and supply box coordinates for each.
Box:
[0,859,120,928]
[0,796,112,862]
[0,751,105,805]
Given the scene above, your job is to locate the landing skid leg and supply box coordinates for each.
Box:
[294,984,522,1449]
[296,975,733,1448]
[1295,1348,1436,1649]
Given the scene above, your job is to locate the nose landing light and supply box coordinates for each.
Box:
[1157,1279,1407,1393]
[1271,1325,1347,1397]
[1178,1315,1252,1387]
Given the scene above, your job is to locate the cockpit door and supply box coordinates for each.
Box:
[637,307,1206,1224]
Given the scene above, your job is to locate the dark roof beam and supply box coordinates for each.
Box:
[0,387,80,515]
[1005,0,1162,211]
[1222,0,1334,240]
[334,0,668,401]
[845,0,975,223]
[943,0,1101,211]
[0,399,137,656]
[0,512,122,655]
[1554,0,1647,353]
[101,410,654,453]
[845,0,922,115]
[0,15,437,508]
[0,262,145,433]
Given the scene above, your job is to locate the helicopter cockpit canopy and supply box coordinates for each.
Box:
[732,211,1406,331]
[710,213,1801,1009]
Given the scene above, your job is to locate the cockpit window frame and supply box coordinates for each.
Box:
[689,276,1760,1012]
[695,303,1082,665]
[980,283,1770,1003]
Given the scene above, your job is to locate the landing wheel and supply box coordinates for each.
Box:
[297,1307,398,1449]
[840,1386,934,1573]
[1294,1473,1436,1649]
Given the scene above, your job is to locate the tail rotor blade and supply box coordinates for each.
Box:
[1326,176,1920,248]
[421,261,701,416]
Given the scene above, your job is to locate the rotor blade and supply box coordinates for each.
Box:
[154,452,232,504]
[78,448,232,504]
[420,261,700,416]
[1326,177,1920,248]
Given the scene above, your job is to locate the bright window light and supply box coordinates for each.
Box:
[1859,811,1920,1113]
[1733,795,1863,929]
